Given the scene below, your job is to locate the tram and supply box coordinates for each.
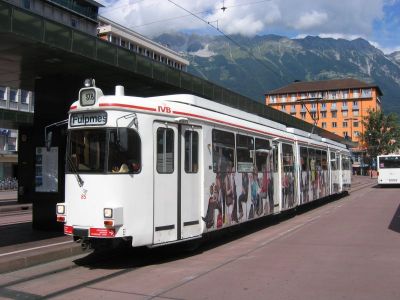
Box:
[56,80,351,248]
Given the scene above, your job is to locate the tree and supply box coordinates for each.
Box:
[361,110,400,157]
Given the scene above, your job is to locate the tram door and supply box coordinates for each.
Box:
[180,125,202,239]
[153,122,202,244]
[153,122,179,244]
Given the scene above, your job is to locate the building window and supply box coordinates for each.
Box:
[361,88,371,98]
[331,111,337,118]
[301,104,306,110]
[343,91,349,99]
[281,105,286,110]
[310,112,316,119]
[322,122,327,129]
[321,111,327,118]
[270,95,277,103]
[0,87,5,100]
[353,110,359,116]
[342,111,348,117]
[22,0,31,9]
[343,131,348,137]
[300,112,306,119]
[71,18,79,28]
[311,103,317,109]
[332,122,337,128]
[301,93,307,99]
[21,90,29,104]
[343,121,348,128]
[290,94,296,101]
[353,101,358,107]
[353,89,359,97]
[321,103,326,109]
[281,95,287,102]
[120,39,126,47]
[9,89,17,102]
[291,104,296,110]
[353,121,359,128]
[354,131,360,137]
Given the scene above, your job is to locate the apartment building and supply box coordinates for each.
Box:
[265,79,382,143]
[265,78,382,174]
[97,16,189,71]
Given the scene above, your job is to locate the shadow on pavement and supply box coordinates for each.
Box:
[389,204,400,234]
[0,223,63,248]
[74,192,349,271]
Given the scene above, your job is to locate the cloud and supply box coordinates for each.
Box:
[294,11,328,30]
[100,0,387,41]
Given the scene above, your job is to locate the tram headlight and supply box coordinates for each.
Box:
[104,208,113,218]
[57,204,65,215]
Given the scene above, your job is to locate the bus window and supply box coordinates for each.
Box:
[379,156,400,168]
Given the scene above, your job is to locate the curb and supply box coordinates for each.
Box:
[0,204,32,213]
[0,243,88,274]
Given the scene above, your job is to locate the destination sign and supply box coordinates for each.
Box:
[70,112,108,127]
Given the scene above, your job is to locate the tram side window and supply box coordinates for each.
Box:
[236,134,254,172]
[330,152,337,170]
[255,138,271,172]
[309,148,316,174]
[300,147,308,171]
[212,129,234,173]
[342,156,351,170]
[282,143,294,172]
[157,128,174,174]
[316,150,322,171]
[184,131,198,173]
[108,128,141,173]
[321,151,328,170]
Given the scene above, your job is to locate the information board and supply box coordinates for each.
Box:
[35,147,58,192]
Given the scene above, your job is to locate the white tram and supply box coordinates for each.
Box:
[56,80,351,248]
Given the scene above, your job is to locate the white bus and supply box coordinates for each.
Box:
[56,80,351,249]
[377,154,400,185]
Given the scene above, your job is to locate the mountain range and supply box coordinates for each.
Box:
[154,34,400,115]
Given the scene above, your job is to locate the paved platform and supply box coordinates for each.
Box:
[0,176,377,274]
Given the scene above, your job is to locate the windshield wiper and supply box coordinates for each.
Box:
[66,154,84,187]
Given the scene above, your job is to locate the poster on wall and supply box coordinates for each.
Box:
[35,147,58,192]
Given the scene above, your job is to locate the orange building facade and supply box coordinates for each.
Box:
[265,79,382,147]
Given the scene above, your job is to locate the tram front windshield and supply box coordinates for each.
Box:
[67,128,141,174]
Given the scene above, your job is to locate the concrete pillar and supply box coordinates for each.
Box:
[18,76,82,230]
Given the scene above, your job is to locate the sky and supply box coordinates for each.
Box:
[99,0,400,54]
